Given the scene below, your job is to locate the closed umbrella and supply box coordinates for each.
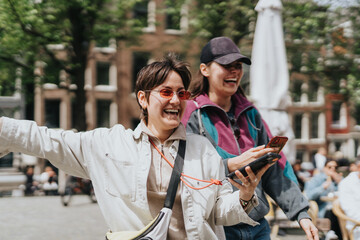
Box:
[250,0,296,163]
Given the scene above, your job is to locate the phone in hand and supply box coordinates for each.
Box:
[266,136,288,154]
[227,152,281,179]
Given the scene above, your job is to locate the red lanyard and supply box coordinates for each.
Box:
[149,138,222,190]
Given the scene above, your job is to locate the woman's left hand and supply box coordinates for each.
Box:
[299,218,319,240]
[228,163,271,200]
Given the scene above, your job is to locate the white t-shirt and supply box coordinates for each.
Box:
[314,153,327,170]
[339,171,360,239]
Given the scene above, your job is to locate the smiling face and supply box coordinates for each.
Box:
[200,61,244,100]
[137,71,187,141]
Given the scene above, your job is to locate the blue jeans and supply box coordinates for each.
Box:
[224,218,271,240]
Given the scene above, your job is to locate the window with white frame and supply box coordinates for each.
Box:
[294,113,302,139]
[164,0,188,34]
[45,99,60,128]
[331,101,347,129]
[97,100,111,128]
[291,79,302,102]
[96,61,110,85]
[308,80,319,102]
[132,52,151,91]
[310,111,320,139]
[133,0,155,32]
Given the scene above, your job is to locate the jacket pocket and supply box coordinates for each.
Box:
[104,153,136,201]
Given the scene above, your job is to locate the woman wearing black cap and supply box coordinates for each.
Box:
[182,37,318,240]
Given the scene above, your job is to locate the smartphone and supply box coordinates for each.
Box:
[266,136,288,154]
[227,152,281,179]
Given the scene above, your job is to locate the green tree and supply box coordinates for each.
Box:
[282,1,330,101]
[189,0,256,43]
[0,0,143,130]
[283,0,360,123]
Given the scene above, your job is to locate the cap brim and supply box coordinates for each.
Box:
[213,53,251,65]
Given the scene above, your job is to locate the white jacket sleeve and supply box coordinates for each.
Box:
[0,117,88,178]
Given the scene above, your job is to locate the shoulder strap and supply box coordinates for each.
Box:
[164,140,186,209]
[193,101,206,136]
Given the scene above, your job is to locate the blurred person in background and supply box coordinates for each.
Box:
[305,159,343,239]
[292,160,311,191]
[349,161,358,172]
[333,151,350,177]
[338,160,360,240]
[24,166,39,196]
[313,147,328,174]
[40,166,58,195]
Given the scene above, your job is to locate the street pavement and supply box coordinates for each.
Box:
[0,195,107,240]
[0,195,308,240]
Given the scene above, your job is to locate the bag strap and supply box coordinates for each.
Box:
[163,139,186,209]
[193,100,206,136]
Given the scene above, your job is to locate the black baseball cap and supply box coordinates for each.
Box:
[200,37,251,65]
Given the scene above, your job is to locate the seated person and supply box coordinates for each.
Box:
[40,166,58,195]
[292,160,311,191]
[304,159,342,238]
[338,160,360,239]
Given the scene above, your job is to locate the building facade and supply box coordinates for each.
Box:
[2,0,359,176]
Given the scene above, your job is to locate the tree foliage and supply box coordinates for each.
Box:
[1,0,360,127]
[189,0,257,43]
[0,0,143,130]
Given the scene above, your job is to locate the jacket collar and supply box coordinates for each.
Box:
[133,120,186,142]
[194,90,254,117]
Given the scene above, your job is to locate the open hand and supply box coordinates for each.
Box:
[228,163,271,200]
[299,218,319,240]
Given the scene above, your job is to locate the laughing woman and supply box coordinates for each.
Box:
[182,37,318,240]
[0,54,274,239]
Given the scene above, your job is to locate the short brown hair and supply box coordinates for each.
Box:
[135,53,191,122]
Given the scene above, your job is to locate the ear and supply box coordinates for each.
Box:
[200,63,210,77]
[137,90,147,110]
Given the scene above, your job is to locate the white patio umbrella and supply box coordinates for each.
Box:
[250,0,296,163]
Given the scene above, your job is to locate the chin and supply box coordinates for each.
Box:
[225,88,237,96]
[164,119,180,129]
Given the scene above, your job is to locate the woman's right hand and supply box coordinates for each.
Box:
[227,145,275,173]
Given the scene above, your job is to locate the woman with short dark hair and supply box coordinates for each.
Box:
[0,54,273,239]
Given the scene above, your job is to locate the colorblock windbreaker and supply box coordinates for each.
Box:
[181,91,310,223]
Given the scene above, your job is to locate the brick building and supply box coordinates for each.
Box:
[1,0,359,178]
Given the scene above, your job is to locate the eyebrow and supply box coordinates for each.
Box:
[160,86,185,90]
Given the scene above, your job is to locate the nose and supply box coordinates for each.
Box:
[228,66,240,73]
[170,91,181,104]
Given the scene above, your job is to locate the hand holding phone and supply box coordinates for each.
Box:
[266,136,288,154]
[227,152,281,179]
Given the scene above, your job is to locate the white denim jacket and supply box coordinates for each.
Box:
[0,117,258,239]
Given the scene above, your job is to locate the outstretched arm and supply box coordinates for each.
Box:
[0,117,88,178]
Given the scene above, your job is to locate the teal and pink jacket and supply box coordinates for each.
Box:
[181,91,310,223]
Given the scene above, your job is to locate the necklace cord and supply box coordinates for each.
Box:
[149,138,222,190]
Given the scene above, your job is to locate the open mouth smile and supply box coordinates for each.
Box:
[164,109,180,116]
[224,78,237,84]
